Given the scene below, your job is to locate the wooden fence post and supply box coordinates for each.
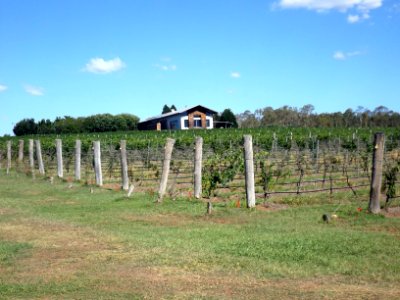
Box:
[194,136,203,199]
[315,140,320,173]
[243,135,256,208]
[29,139,35,177]
[120,140,129,191]
[35,140,45,175]
[93,141,103,186]
[18,140,24,164]
[6,141,11,175]
[75,140,81,181]
[369,133,385,214]
[56,139,63,178]
[158,138,175,202]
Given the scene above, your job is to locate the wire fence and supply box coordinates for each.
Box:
[1,136,400,202]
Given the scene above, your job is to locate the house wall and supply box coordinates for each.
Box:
[166,115,183,130]
[138,106,216,130]
[180,112,213,130]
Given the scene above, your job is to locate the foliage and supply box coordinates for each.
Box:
[215,108,238,128]
[12,114,139,136]
[237,104,400,128]
[259,160,273,198]
[2,127,400,157]
[202,150,243,198]
[13,119,37,136]
[162,104,176,114]
[383,159,400,205]
[162,104,171,114]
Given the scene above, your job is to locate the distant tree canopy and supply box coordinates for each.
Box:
[13,113,140,136]
[162,104,177,114]
[12,118,37,136]
[236,105,400,128]
[215,109,238,128]
[12,104,400,136]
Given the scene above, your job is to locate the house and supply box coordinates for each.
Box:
[138,105,217,130]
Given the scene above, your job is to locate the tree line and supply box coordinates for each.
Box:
[12,104,399,136]
[13,114,140,136]
[236,105,400,128]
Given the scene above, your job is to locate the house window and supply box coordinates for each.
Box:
[194,118,202,128]
[206,119,210,127]
[184,120,189,128]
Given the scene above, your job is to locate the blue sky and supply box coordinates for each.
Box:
[1,0,399,135]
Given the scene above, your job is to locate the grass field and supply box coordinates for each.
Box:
[1,172,400,299]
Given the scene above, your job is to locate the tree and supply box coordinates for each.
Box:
[37,119,55,134]
[162,105,171,114]
[300,104,315,127]
[237,110,260,128]
[170,104,177,111]
[117,114,140,130]
[217,109,238,128]
[54,116,79,134]
[343,109,356,127]
[13,118,37,136]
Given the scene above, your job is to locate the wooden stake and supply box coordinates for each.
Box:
[29,139,35,178]
[315,140,320,173]
[120,140,129,191]
[243,135,256,208]
[18,140,24,163]
[194,136,203,199]
[369,132,384,214]
[56,139,63,178]
[207,201,212,214]
[35,140,45,175]
[93,141,103,186]
[127,184,135,197]
[6,141,11,175]
[75,140,81,181]
[158,138,175,202]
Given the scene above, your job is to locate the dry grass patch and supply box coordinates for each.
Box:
[0,208,15,215]
[120,213,194,227]
[83,264,400,299]
[0,217,137,283]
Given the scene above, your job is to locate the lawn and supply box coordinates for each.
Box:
[1,171,400,299]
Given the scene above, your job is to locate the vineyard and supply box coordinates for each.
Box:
[1,127,400,205]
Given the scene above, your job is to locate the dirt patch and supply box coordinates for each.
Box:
[383,206,400,218]
[256,202,289,211]
[102,183,122,191]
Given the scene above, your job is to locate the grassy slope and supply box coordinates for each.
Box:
[1,172,400,299]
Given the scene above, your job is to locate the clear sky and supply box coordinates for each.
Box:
[1,0,399,135]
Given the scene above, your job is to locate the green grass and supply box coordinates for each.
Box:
[1,171,400,299]
[0,241,31,265]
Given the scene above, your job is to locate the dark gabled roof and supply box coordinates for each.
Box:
[140,105,217,123]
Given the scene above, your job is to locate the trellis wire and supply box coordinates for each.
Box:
[1,136,399,201]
